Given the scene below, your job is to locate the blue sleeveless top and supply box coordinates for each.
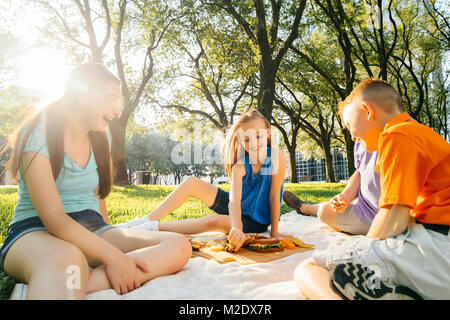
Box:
[240,147,284,225]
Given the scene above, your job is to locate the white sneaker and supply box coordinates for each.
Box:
[10,283,27,300]
[125,216,151,228]
[132,220,159,231]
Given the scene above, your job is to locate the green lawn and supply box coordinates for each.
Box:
[0,182,345,299]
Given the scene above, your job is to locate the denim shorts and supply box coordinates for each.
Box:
[208,188,269,233]
[0,209,115,271]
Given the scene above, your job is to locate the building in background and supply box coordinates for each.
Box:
[285,150,349,183]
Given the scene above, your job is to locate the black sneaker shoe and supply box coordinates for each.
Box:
[330,262,423,300]
[283,191,306,215]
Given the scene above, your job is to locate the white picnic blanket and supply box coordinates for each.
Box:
[85,211,351,300]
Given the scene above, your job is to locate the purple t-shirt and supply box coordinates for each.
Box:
[354,142,380,225]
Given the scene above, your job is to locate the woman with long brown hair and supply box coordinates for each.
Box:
[132,109,289,252]
[0,63,191,299]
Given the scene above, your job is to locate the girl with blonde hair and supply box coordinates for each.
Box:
[0,63,191,299]
[135,109,288,251]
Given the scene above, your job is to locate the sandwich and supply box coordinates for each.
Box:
[244,236,283,253]
[225,233,283,253]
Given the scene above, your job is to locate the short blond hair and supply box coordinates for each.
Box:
[338,79,403,117]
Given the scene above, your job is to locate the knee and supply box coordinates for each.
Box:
[42,244,90,277]
[181,176,199,187]
[317,202,332,223]
[294,258,315,282]
[166,233,192,263]
[294,257,316,291]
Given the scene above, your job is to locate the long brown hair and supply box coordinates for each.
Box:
[1,63,119,199]
[222,109,272,180]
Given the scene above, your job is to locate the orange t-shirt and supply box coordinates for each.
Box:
[375,113,450,225]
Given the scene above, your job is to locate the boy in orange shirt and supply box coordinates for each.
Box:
[294,79,450,300]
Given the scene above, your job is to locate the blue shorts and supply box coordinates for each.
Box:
[208,188,269,234]
[0,209,114,271]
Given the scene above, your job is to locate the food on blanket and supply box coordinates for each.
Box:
[280,239,296,249]
[244,235,283,253]
[221,257,236,262]
[246,242,283,253]
[190,239,206,251]
[284,237,315,248]
[210,246,224,252]
[224,241,237,253]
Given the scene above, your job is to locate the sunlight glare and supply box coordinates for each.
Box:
[16,48,72,108]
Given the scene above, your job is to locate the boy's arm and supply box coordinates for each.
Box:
[340,171,361,201]
[269,148,287,237]
[366,204,411,239]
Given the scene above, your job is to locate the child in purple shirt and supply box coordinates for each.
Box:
[283,141,380,235]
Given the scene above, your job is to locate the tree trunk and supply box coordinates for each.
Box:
[342,128,355,176]
[288,145,298,183]
[109,119,129,186]
[322,141,336,183]
[258,67,276,120]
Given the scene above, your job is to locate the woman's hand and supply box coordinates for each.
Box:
[227,227,246,252]
[104,251,150,295]
[330,193,349,213]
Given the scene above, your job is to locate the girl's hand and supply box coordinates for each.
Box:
[228,227,246,252]
[271,231,293,239]
[105,251,150,295]
[330,193,349,213]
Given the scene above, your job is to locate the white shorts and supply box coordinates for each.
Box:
[312,220,450,300]
[336,204,371,235]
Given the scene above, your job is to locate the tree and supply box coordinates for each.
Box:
[29,0,181,184]
[208,0,308,120]
[150,0,257,132]
[273,72,341,182]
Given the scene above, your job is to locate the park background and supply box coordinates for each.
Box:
[0,0,449,299]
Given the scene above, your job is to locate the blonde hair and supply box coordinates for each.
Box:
[222,109,271,180]
[338,78,403,117]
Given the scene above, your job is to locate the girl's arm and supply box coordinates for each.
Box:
[97,189,110,224]
[269,147,287,238]
[23,152,148,294]
[227,163,246,250]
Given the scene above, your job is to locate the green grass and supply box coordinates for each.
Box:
[0,182,345,299]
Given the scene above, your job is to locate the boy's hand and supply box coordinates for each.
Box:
[330,193,349,213]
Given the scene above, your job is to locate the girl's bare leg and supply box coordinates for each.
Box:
[85,228,191,294]
[3,231,90,300]
[146,176,219,221]
[158,214,231,235]
[294,257,342,300]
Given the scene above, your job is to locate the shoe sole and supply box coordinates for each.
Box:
[330,263,422,300]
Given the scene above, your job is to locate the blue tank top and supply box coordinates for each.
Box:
[240,147,284,225]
